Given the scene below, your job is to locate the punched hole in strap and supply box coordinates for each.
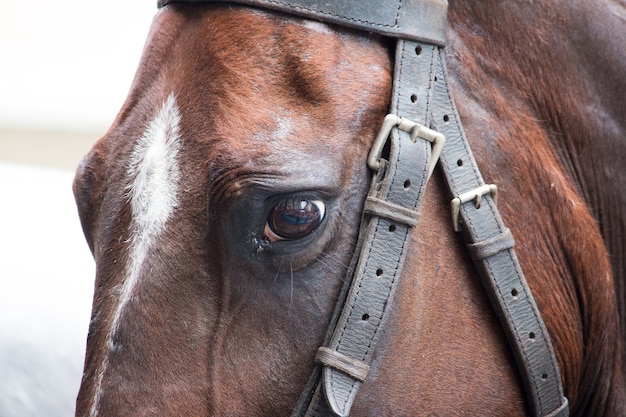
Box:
[466,228,515,260]
[363,196,420,227]
[315,347,370,383]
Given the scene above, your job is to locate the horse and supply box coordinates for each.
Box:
[72,1,626,416]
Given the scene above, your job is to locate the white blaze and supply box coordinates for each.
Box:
[89,93,182,417]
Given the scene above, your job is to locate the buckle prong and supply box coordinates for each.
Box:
[368,114,445,179]
[451,184,498,232]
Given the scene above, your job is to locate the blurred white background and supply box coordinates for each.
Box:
[1,0,156,169]
[0,1,156,415]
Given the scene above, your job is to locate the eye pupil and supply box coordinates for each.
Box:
[266,198,325,241]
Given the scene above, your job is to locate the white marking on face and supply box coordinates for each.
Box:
[273,117,293,141]
[89,93,182,417]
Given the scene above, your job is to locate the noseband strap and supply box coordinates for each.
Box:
[158,1,569,416]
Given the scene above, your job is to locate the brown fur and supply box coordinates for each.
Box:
[446,1,625,415]
[73,2,625,416]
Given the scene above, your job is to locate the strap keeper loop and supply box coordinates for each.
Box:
[466,228,515,260]
[315,347,370,383]
[363,196,421,226]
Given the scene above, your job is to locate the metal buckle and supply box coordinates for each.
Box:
[450,184,498,232]
[367,114,445,179]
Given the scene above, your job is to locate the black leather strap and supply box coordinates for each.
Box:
[158,0,447,46]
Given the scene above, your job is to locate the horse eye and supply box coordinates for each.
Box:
[263,198,326,243]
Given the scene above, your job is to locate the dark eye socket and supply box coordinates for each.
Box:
[264,198,326,242]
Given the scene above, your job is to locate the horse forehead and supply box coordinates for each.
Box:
[137,7,392,153]
[168,7,390,100]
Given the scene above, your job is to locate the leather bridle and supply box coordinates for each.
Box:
[157,1,570,416]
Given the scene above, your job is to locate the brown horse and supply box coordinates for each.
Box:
[73,1,625,416]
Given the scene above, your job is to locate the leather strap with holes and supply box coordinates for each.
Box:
[429,46,569,417]
[294,37,437,417]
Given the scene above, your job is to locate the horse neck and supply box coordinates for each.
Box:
[448,1,626,415]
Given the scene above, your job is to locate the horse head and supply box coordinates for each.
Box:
[73,2,625,416]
